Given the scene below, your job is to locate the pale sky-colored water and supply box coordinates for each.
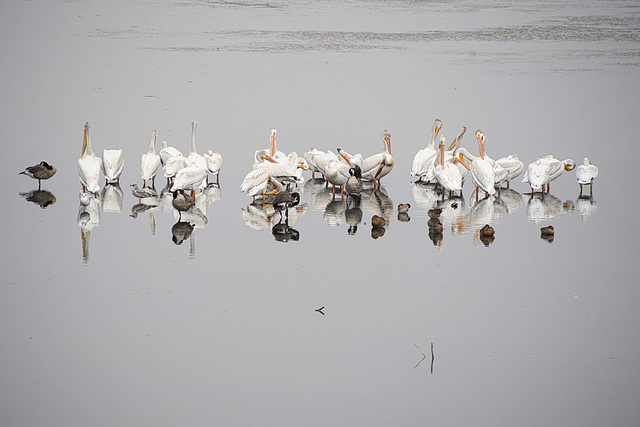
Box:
[2,1,640,426]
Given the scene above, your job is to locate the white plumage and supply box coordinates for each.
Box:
[78,122,102,194]
[412,119,442,182]
[140,129,161,186]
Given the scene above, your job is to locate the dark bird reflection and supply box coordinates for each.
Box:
[77,192,101,264]
[101,183,123,213]
[272,217,300,242]
[172,221,194,245]
[130,183,161,234]
[345,201,363,235]
[576,195,597,222]
[20,189,57,209]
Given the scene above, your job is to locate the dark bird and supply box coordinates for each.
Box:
[371,215,386,228]
[427,208,442,219]
[479,224,495,237]
[273,190,300,220]
[345,165,363,199]
[20,161,57,189]
[540,225,555,236]
[397,203,411,213]
[172,189,195,220]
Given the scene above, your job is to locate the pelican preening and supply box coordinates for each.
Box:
[20,161,57,188]
[78,122,102,194]
[412,119,442,182]
[434,135,463,199]
[102,148,124,185]
[576,157,599,195]
[140,129,161,187]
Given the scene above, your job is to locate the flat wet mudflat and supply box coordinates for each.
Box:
[2,1,640,426]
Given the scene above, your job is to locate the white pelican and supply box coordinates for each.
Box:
[140,129,161,187]
[575,157,599,196]
[159,141,181,166]
[304,148,330,179]
[324,158,350,198]
[170,162,208,196]
[495,154,524,188]
[312,149,341,184]
[78,122,102,194]
[102,148,124,185]
[186,120,208,176]
[164,154,189,184]
[523,158,552,195]
[360,130,394,189]
[444,126,468,184]
[455,146,495,199]
[20,161,57,189]
[540,155,576,192]
[241,154,297,202]
[411,119,442,182]
[203,149,223,184]
[434,136,463,199]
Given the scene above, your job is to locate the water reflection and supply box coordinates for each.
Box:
[19,189,57,209]
[171,221,194,245]
[345,202,363,235]
[576,195,597,222]
[526,193,574,224]
[101,184,124,214]
[77,192,100,264]
[272,217,300,242]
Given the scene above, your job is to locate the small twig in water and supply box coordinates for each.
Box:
[315,306,325,315]
[430,342,435,374]
[414,344,427,368]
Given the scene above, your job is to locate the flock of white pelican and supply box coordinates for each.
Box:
[73,120,223,198]
[21,118,599,205]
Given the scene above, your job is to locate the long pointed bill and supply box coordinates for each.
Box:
[82,127,87,155]
[385,136,391,154]
[477,134,485,160]
[457,153,471,171]
[338,149,350,163]
[270,131,276,157]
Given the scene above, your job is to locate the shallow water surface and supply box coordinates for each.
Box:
[2,1,640,426]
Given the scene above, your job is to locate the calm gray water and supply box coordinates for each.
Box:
[2,1,640,426]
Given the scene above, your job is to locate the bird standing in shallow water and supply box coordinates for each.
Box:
[272,190,300,220]
[575,157,599,196]
[172,189,195,220]
[345,165,363,200]
[20,161,57,189]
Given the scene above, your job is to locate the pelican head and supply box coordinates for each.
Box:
[448,126,467,151]
[191,119,197,130]
[476,130,486,159]
[381,130,392,154]
[432,119,443,143]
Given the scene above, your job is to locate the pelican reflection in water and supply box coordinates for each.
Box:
[101,183,124,214]
[20,189,57,209]
[526,192,574,224]
[576,195,597,222]
[77,192,101,264]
